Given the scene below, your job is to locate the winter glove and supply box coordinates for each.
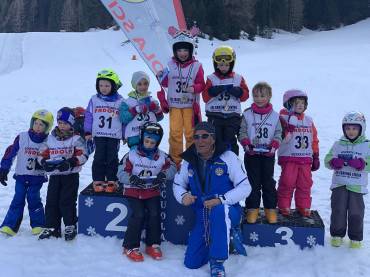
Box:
[348,158,366,171]
[41,159,58,172]
[228,87,243,98]
[129,175,146,189]
[157,89,169,114]
[243,145,256,156]
[311,153,320,171]
[149,101,159,112]
[208,86,225,97]
[0,169,9,186]
[241,139,255,155]
[329,158,345,170]
[152,172,166,187]
[55,158,77,172]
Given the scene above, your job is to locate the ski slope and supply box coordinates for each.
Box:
[0,19,370,277]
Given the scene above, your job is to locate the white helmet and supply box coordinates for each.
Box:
[172,30,195,58]
[342,111,366,136]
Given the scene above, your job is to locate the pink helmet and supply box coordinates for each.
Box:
[283,89,308,110]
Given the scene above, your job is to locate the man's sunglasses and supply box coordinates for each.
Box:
[193,133,214,140]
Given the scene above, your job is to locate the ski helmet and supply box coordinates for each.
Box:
[30,109,54,133]
[172,30,195,61]
[57,107,75,126]
[212,45,236,75]
[96,69,122,94]
[342,111,366,137]
[283,89,308,110]
[140,122,164,147]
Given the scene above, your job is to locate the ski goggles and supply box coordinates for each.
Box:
[213,54,234,64]
[143,125,162,135]
[193,133,214,140]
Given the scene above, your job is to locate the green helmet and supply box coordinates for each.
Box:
[96,69,122,93]
[30,109,54,133]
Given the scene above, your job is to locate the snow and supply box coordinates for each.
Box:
[1,18,370,276]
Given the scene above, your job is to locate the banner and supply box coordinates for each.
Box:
[100,0,187,74]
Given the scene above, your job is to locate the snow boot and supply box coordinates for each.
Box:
[93,181,105,193]
[279,208,290,216]
[124,248,144,262]
[0,226,16,236]
[105,181,118,193]
[350,240,361,249]
[145,244,163,260]
[31,227,43,235]
[64,225,77,241]
[210,259,226,277]
[298,208,311,217]
[330,236,343,247]
[38,228,61,240]
[230,227,247,256]
[264,208,277,224]
[246,209,259,224]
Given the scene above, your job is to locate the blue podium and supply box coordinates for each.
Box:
[79,184,324,248]
[78,180,195,244]
[242,209,325,248]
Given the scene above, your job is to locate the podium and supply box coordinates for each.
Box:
[78,180,195,243]
[79,183,324,248]
[242,209,325,248]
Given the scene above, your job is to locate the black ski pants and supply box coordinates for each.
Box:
[244,154,277,209]
[45,173,79,229]
[207,115,241,156]
[122,196,161,249]
[92,137,120,182]
[330,186,364,241]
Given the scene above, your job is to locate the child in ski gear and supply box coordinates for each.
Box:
[38,107,88,241]
[0,110,53,236]
[119,71,163,149]
[325,111,369,248]
[203,45,249,155]
[157,30,205,166]
[174,122,251,277]
[277,90,320,217]
[238,82,282,224]
[118,122,176,261]
[84,69,124,193]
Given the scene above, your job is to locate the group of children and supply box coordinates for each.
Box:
[0,29,368,271]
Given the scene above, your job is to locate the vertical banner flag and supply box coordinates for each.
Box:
[99,0,187,75]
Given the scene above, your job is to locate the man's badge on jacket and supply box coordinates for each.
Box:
[215,167,224,176]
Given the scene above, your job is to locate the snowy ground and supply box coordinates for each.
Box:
[1,19,370,276]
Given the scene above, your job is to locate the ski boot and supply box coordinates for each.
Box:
[31,227,43,235]
[279,208,290,217]
[210,259,226,277]
[38,228,61,240]
[330,236,343,247]
[246,209,259,224]
[350,240,361,249]
[264,208,277,224]
[230,227,247,256]
[64,225,77,241]
[0,226,16,236]
[93,181,105,193]
[145,244,163,260]
[298,208,311,217]
[124,248,144,262]
[105,181,118,193]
